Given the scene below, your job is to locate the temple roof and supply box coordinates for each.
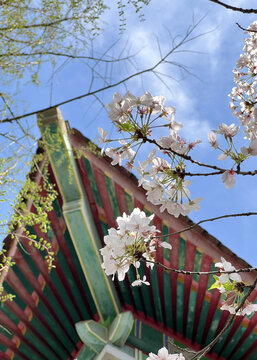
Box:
[0,107,256,360]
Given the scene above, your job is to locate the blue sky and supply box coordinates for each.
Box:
[3,0,257,266]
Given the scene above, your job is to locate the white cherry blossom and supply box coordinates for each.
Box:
[100,209,171,285]
[221,302,257,316]
[132,275,150,287]
[215,257,242,283]
[147,347,185,360]
[208,131,218,148]
[221,170,235,189]
[106,92,131,124]
[98,127,108,144]
[214,123,239,138]
[241,139,257,156]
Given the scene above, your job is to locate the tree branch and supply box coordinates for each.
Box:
[143,135,257,175]
[0,51,135,63]
[191,275,257,359]
[208,0,257,13]
[147,259,257,276]
[0,15,82,32]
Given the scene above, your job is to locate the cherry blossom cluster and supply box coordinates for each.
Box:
[229,21,257,142]
[206,21,257,189]
[147,347,185,360]
[99,90,202,218]
[100,208,171,286]
[210,258,257,316]
[137,149,202,217]
[208,126,243,189]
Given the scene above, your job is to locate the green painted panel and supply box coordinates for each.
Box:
[162,223,170,262]
[127,268,144,313]
[63,228,97,315]
[248,350,257,360]
[231,332,256,360]
[36,300,75,356]
[240,332,257,360]
[52,197,63,219]
[212,319,233,354]
[150,268,163,324]
[186,289,197,339]
[193,249,202,282]
[65,209,118,319]
[30,316,70,359]
[128,335,150,354]
[124,191,134,213]
[176,281,184,334]
[100,220,108,236]
[138,265,154,318]
[206,262,216,293]
[222,325,246,359]
[118,279,133,306]
[83,157,103,208]
[48,263,81,323]
[204,309,221,346]
[163,271,173,329]
[1,302,20,326]
[105,175,120,219]
[20,328,60,360]
[54,245,90,320]
[11,264,34,295]
[42,277,80,340]
[0,308,58,360]
[128,329,163,355]
[195,299,209,344]
[141,321,163,347]
[178,238,186,270]
[14,343,45,360]
[0,343,7,354]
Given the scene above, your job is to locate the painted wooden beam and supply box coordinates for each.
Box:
[37,107,120,322]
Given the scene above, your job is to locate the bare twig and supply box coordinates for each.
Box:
[0,20,204,124]
[236,22,257,33]
[155,211,257,238]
